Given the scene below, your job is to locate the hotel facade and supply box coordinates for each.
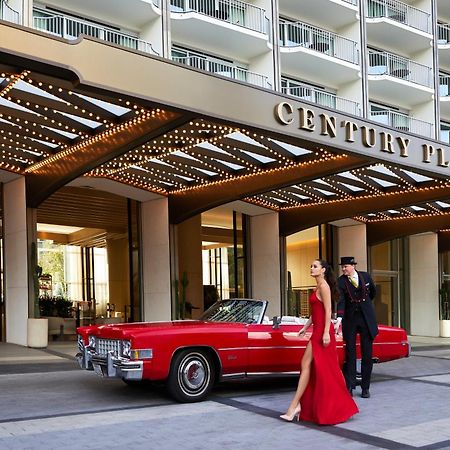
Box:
[1,0,450,345]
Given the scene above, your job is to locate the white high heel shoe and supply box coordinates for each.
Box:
[280,404,301,422]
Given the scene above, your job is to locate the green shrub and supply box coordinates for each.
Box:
[39,295,73,318]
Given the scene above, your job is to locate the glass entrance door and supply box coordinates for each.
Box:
[370,240,403,327]
[371,271,399,327]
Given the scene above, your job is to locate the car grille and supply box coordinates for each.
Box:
[96,338,121,356]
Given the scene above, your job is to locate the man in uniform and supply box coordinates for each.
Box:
[336,256,378,398]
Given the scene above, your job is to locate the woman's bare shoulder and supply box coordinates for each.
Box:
[316,281,331,301]
[316,282,330,300]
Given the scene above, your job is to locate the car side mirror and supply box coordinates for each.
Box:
[272,316,281,329]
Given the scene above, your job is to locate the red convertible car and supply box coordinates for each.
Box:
[76,299,410,403]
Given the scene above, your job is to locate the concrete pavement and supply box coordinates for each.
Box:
[0,337,449,449]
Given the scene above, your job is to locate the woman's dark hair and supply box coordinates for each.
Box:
[317,259,339,302]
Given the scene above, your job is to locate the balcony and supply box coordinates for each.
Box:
[0,0,20,24]
[33,0,161,29]
[281,78,361,116]
[367,49,433,107]
[370,109,433,138]
[441,124,450,144]
[438,24,450,70]
[33,8,159,55]
[172,51,271,88]
[439,74,450,120]
[279,21,360,87]
[170,0,270,60]
[279,0,358,30]
[366,0,432,54]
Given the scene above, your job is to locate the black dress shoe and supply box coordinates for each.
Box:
[348,387,353,397]
[361,389,370,398]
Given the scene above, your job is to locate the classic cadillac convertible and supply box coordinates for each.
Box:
[76,299,410,403]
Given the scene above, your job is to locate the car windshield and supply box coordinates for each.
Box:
[200,299,266,324]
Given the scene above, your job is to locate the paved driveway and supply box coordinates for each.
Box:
[0,339,449,449]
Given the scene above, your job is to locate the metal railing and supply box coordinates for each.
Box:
[33,9,159,55]
[439,74,450,97]
[366,0,431,34]
[172,53,270,88]
[279,21,359,65]
[0,0,20,24]
[438,24,450,44]
[370,109,433,137]
[281,79,361,116]
[170,0,268,34]
[441,126,450,144]
[368,49,432,87]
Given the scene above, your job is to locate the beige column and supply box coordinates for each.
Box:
[250,212,281,319]
[410,233,439,337]
[141,197,171,321]
[337,223,368,271]
[4,177,29,345]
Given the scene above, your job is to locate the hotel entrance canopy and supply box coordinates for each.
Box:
[1,21,450,244]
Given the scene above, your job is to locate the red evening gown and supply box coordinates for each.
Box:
[299,290,359,425]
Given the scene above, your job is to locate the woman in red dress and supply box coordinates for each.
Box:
[280,259,359,425]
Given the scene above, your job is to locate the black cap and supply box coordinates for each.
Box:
[340,256,357,266]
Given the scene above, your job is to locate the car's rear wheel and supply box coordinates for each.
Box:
[167,349,215,403]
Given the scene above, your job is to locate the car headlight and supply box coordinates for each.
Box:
[122,340,131,358]
[88,335,96,349]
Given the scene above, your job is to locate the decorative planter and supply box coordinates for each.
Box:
[439,320,450,338]
[27,318,48,348]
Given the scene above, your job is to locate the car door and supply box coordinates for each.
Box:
[246,322,311,375]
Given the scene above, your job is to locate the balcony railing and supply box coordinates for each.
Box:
[371,109,433,137]
[0,0,20,24]
[279,21,359,65]
[170,0,268,34]
[368,49,432,88]
[441,126,450,144]
[281,79,361,116]
[438,24,450,44]
[440,74,450,97]
[367,0,431,34]
[33,9,159,55]
[172,53,270,88]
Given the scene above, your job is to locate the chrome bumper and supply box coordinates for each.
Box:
[76,347,94,370]
[76,349,143,380]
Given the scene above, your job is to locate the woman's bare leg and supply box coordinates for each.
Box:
[284,342,313,415]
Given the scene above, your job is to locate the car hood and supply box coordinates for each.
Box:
[83,320,245,339]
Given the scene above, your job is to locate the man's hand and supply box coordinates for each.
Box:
[333,317,342,335]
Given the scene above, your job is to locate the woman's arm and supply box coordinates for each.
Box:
[298,316,312,336]
[319,283,332,346]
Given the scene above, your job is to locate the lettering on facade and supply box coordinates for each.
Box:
[274,101,450,170]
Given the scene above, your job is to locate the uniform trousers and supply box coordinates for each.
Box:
[344,309,374,391]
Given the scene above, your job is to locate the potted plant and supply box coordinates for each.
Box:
[39,295,75,339]
[439,283,450,337]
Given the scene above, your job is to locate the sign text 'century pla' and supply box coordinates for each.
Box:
[275,102,449,168]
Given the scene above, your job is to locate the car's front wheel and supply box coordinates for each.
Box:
[167,349,215,403]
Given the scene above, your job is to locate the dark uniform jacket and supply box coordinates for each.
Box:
[337,271,379,340]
